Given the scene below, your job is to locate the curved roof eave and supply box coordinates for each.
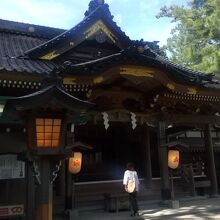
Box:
[6,85,94,112]
[58,47,219,90]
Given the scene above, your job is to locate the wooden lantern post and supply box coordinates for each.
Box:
[66,151,83,217]
[168,149,180,202]
[4,71,94,220]
[33,116,65,220]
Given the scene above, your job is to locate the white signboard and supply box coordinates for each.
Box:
[0,155,25,180]
[0,205,24,217]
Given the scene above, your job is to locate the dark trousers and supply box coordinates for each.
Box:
[129,191,138,213]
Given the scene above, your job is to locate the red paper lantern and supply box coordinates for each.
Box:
[168,150,179,169]
[68,152,82,174]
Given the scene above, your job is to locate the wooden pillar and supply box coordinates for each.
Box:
[36,159,53,220]
[26,162,35,220]
[65,164,79,219]
[204,124,218,197]
[26,114,37,219]
[65,163,74,210]
[157,121,171,200]
[142,126,152,187]
[56,163,66,197]
[113,127,123,177]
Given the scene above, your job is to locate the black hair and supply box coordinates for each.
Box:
[126,162,135,171]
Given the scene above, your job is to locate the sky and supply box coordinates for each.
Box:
[0,0,186,46]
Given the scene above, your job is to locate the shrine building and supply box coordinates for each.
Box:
[0,0,219,219]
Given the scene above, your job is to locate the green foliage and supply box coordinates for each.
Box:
[157,0,220,75]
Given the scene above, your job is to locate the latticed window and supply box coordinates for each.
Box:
[35,118,62,147]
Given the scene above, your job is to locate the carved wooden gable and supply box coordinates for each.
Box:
[26,1,131,63]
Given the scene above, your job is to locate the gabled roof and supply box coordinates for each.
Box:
[26,0,131,60]
[57,41,219,90]
[0,0,218,94]
[0,0,160,75]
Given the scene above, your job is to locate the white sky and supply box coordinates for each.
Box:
[0,0,186,46]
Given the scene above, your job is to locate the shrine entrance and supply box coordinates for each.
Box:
[74,122,159,182]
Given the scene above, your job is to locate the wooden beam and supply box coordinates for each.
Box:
[163,113,220,125]
[142,126,152,187]
[89,110,158,125]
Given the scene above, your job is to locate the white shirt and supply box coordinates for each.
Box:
[123,170,139,191]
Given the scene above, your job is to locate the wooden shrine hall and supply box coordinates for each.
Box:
[0,0,219,219]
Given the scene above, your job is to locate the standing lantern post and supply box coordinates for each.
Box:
[4,71,94,220]
[168,148,180,208]
[32,115,66,220]
[65,141,92,219]
[66,151,83,219]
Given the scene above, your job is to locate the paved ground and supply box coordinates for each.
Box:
[55,196,220,220]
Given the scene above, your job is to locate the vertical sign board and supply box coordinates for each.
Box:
[0,155,25,217]
[0,205,24,217]
[0,154,25,179]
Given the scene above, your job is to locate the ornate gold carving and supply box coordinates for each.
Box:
[91,88,145,109]
[187,88,197,95]
[40,50,59,60]
[63,77,76,85]
[93,76,104,84]
[120,67,154,78]
[84,20,117,43]
[166,83,175,90]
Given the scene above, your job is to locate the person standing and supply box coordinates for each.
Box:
[123,162,140,217]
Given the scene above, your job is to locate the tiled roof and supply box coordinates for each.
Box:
[0,0,217,90]
[0,19,65,39]
[0,23,59,74]
[0,2,157,76]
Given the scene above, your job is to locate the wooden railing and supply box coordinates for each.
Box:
[180,162,210,196]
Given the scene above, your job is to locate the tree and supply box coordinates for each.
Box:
[157,0,220,75]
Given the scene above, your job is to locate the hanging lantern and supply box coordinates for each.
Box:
[168,150,179,169]
[68,152,82,174]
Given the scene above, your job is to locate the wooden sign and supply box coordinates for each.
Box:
[0,205,24,217]
[0,155,25,179]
